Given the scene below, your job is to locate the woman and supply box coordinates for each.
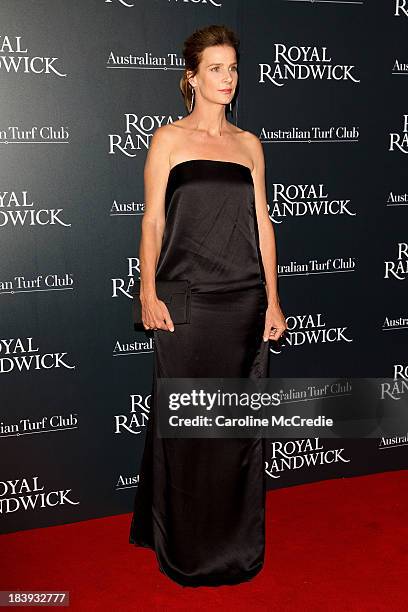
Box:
[129,24,287,587]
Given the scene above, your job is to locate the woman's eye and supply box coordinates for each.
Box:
[210,66,238,72]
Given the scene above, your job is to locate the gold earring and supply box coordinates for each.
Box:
[189,87,195,113]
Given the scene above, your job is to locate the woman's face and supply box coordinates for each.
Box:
[189,44,238,107]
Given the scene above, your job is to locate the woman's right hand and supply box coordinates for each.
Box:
[140,294,175,332]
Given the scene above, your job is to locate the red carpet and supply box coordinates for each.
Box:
[2,470,407,611]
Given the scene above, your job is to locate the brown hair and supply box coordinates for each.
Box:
[179,24,240,113]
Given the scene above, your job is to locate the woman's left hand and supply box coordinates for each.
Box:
[263,302,287,342]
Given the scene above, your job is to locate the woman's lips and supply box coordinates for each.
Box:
[219,89,232,93]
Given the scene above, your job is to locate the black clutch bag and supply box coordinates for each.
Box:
[132,279,191,331]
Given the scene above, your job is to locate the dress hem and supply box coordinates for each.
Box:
[129,535,264,588]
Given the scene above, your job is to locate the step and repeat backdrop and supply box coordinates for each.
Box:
[1,0,407,533]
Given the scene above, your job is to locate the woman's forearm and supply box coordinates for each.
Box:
[258,219,280,307]
[138,217,164,299]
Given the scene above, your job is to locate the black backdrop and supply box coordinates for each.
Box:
[1,0,407,534]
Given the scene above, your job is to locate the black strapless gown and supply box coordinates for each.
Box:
[129,159,270,587]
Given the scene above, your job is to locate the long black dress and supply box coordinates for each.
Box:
[129,159,270,587]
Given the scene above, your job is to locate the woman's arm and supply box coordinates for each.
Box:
[249,134,287,342]
[138,126,175,331]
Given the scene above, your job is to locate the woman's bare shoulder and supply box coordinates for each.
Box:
[152,121,188,149]
[232,125,258,141]
[236,128,262,155]
[230,125,260,150]
[147,124,185,169]
[167,118,192,129]
[228,126,262,169]
[152,123,180,141]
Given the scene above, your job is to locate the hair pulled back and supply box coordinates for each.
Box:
[179,24,240,113]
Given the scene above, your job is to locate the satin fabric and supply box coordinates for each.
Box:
[129,160,270,587]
